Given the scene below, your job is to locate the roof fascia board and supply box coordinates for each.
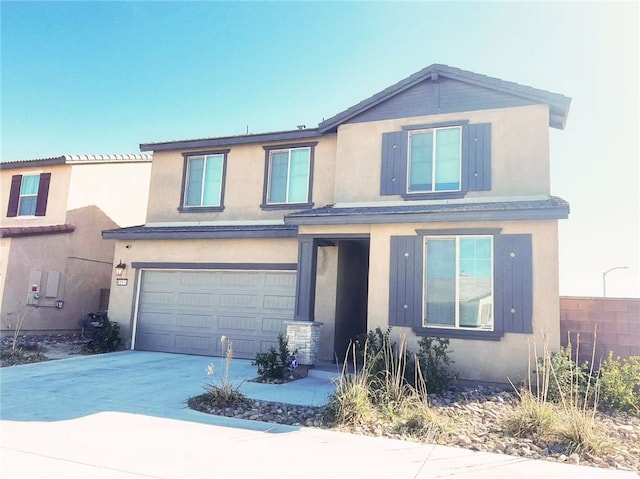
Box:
[140,129,322,152]
[284,207,569,225]
[132,262,297,271]
[318,73,432,133]
[0,157,66,170]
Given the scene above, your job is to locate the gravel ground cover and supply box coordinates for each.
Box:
[189,383,640,473]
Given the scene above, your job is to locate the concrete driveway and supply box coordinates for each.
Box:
[1,351,637,478]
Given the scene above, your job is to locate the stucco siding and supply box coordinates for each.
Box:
[145,136,337,223]
[302,219,559,384]
[67,161,152,226]
[334,104,550,203]
[0,164,71,227]
[0,205,118,333]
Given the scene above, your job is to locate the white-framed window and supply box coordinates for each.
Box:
[184,154,225,207]
[18,175,40,216]
[266,147,310,205]
[423,235,494,330]
[408,126,462,193]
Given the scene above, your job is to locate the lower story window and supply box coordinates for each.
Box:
[424,236,493,330]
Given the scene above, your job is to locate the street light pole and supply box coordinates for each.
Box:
[602,266,629,297]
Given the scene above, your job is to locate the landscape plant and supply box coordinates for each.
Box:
[252,333,298,382]
[597,353,640,414]
[412,336,458,394]
[82,315,121,353]
[194,336,247,408]
[324,331,444,441]
[503,334,611,456]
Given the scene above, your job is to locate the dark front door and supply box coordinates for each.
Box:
[333,240,370,362]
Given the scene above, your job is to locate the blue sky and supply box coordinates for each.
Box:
[1,1,638,298]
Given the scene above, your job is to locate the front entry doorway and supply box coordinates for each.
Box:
[333,239,370,362]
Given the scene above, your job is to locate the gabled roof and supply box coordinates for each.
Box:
[137,64,571,152]
[318,64,571,132]
[0,154,152,170]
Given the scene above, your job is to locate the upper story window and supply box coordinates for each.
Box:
[262,143,316,210]
[408,127,461,193]
[6,173,51,218]
[424,235,493,331]
[18,175,40,215]
[179,150,228,212]
[380,122,491,199]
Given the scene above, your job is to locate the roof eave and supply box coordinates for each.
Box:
[140,128,322,152]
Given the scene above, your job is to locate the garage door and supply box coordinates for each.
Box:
[134,269,296,358]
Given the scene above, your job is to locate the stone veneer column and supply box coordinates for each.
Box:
[285,321,322,366]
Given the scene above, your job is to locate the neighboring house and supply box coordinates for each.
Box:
[103,64,571,383]
[0,154,152,334]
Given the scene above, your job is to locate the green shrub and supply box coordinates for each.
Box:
[82,316,121,353]
[253,334,298,382]
[413,337,458,394]
[537,346,594,407]
[598,353,640,414]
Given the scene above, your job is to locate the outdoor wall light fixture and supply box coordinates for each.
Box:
[115,260,127,277]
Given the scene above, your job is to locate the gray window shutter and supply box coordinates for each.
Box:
[494,234,533,334]
[462,123,491,192]
[35,173,51,216]
[380,131,408,195]
[389,236,423,327]
[7,175,22,217]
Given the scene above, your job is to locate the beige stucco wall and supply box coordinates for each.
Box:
[108,237,299,346]
[0,160,151,334]
[145,135,337,223]
[314,245,338,362]
[334,104,550,203]
[0,206,117,333]
[300,219,560,384]
[0,164,71,227]
[67,161,152,226]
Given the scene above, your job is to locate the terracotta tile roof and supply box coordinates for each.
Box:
[0,154,151,169]
[0,224,76,238]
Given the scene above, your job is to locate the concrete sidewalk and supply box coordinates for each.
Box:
[1,351,637,478]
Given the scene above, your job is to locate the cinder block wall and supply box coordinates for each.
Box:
[560,296,640,365]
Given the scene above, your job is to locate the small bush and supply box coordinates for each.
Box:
[503,389,558,438]
[324,343,375,425]
[82,315,121,353]
[393,396,444,441]
[558,408,610,455]
[541,346,591,405]
[413,336,458,394]
[598,353,640,414]
[253,334,298,382]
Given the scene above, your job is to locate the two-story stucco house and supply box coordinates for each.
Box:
[104,65,571,383]
[0,154,152,334]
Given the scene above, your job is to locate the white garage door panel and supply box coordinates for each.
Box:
[135,269,296,358]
